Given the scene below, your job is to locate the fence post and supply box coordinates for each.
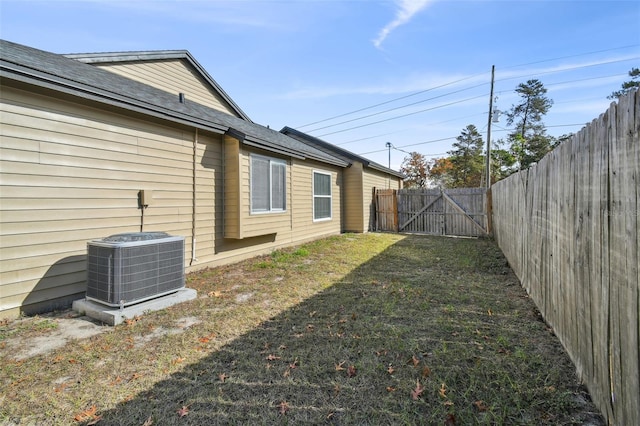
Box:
[486,187,493,236]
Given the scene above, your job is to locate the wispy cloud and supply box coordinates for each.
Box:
[279,54,637,101]
[373,0,435,48]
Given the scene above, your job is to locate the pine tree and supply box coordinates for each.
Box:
[505,79,554,169]
[448,124,485,187]
[608,67,639,100]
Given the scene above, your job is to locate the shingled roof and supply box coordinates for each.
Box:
[0,40,348,167]
[281,126,405,179]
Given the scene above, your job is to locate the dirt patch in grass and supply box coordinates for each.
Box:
[0,233,604,425]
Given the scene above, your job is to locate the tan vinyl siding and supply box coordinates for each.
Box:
[343,162,365,232]
[0,86,197,317]
[95,60,240,117]
[223,136,242,239]
[291,159,342,239]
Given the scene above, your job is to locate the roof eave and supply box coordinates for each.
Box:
[0,63,228,135]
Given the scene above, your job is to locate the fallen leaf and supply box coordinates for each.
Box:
[142,416,153,426]
[74,405,98,422]
[411,379,424,400]
[218,373,228,382]
[177,405,190,417]
[130,373,142,380]
[473,400,488,412]
[408,355,420,367]
[283,368,290,378]
[347,365,357,377]
[278,401,290,415]
[335,361,346,371]
[444,413,456,425]
[266,354,281,361]
[439,383,447,398]
[207,290,222,298]
[421,366,431,378]
[54,383,68,393]
[386,386,397,392]
[387,365,395,374]
[172,357,186,365]
[68,359,79,364]
[487,309,493,316]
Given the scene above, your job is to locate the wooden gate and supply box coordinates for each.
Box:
[375,188,488,236]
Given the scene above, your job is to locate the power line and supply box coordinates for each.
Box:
[358,136,457,155]
[317,93,487,138]
[495,57,639,85]
[335,112,485,146]
[295,72,488,129]
[311,59,636,137]
[293,45,639,133]
[501,44,640,70]
[306,82,487,133]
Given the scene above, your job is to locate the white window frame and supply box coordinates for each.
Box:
[312,170,332,222]
[250,154,287,214]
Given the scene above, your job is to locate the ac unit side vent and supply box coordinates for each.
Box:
[86,233,185,307]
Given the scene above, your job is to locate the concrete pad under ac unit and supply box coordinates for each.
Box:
[72,288,197,326]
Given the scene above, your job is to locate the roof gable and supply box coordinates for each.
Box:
[64,50,252,122]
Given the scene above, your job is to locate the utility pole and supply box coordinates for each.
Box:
[485,65,495,189]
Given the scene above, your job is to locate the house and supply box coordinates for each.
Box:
[0,40,403,319]
[281,127,404,233]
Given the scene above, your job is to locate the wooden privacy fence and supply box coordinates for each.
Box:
[375,187,488,237]
[491,90,639,426]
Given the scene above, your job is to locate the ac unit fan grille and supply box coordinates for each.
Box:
[86,236,185,306]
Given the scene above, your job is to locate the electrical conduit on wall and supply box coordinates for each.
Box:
[191,128,198,265]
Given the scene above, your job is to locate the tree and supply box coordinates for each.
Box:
[448,124,485,187]
[428,157,454,188]
[608,67,640,100]
[490,141,516,182]
[399,151,429,188]
[505,79,554,169]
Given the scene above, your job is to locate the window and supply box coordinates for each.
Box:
[313,171,332,221]
[251,155,286,213]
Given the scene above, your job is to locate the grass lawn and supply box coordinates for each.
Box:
[0,233,604,425]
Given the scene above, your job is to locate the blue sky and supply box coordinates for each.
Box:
[1,0,639,169]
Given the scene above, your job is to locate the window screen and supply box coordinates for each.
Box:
[313,171,332,220]
[251,155,286,213]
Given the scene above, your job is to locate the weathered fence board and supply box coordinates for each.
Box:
[375,189,397,232]
[491,90,639,426]
[377,187,487,236]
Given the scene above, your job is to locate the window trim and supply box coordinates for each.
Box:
[250,154,287,214]
[312,170,332,222]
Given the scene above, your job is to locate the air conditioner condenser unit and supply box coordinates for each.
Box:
[86,232,185,307]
